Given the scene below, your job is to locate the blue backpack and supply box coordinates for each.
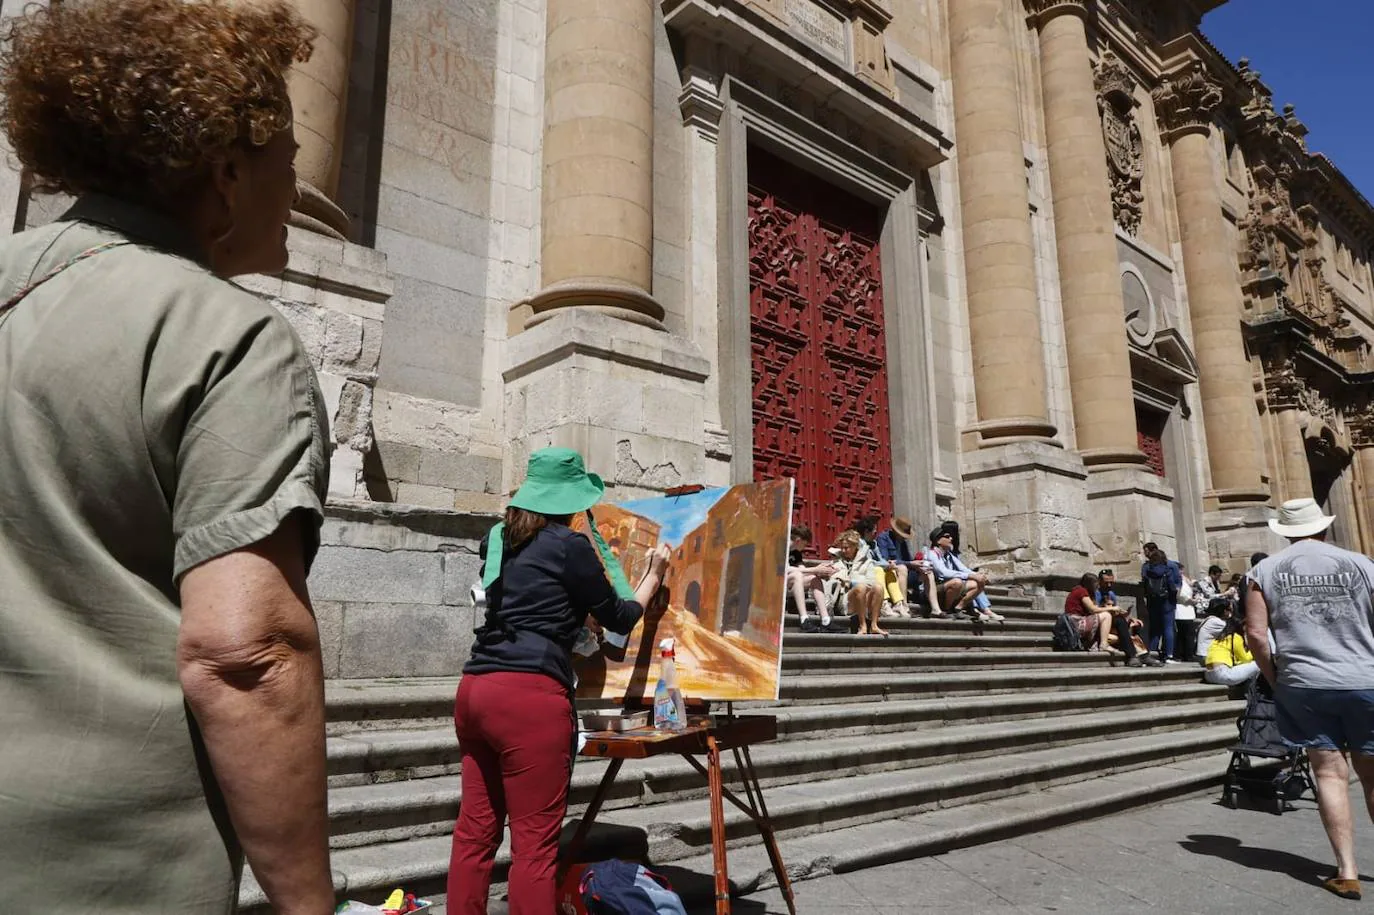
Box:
[580,859,688,915]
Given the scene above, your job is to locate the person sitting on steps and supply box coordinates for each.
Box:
[875,515,939,618]
[927,527,994,621]
[827,529,888,637]
[1065,573,1149,664]
[856,515,908,618]
[936,520,1005,622]
[787,525,838,633]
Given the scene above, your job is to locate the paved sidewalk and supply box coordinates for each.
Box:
[689,784,1372,913]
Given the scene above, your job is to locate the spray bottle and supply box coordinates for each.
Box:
[653,637,687,731]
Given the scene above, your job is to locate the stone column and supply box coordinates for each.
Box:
[1274,408,1314,501]
[948,0,1054,442]
[527,0,664,328]
[1153,60,1269,505]
[1349,407,1374,554]
[286,0,355,239]
[1027,2,1142,466]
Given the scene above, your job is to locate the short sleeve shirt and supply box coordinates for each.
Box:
[0,197,330,914]
[1065,586,1093,616]
[1250,539,1374,690]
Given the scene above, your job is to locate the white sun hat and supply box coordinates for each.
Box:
[1267,497,1337,538]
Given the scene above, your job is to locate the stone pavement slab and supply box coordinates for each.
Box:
[688,783,1373,913]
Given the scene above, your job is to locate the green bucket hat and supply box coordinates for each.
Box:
[481,447,635,600]
[510,447,605,516]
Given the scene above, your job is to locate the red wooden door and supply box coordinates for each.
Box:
[747,148,894,552]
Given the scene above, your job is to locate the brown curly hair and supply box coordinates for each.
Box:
[0,0,316,203]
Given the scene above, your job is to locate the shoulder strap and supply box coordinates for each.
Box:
[0,241,131,320]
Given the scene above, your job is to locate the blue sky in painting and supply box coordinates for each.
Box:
[617,486,728,546]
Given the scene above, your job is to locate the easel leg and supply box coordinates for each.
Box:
[707,735,731,915]
[740,745,796,915]
[559,758,623,879]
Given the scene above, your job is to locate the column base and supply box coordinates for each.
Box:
[503,310,710,498]
[1085,466,1176,569]
[525,279,667,331]
[290,180,349,241]
[237,229,392,502]
[967,416,1060,445]
[1079,446,1151,470]
[959,440,1089,579]
[1203,504,1287,571]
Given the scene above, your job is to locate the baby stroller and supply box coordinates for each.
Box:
[1220,675,1317,815]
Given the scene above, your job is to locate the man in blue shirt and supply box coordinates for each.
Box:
[1095,569,1118,608]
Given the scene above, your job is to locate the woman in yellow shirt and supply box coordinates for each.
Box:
[1204,625,1260,687]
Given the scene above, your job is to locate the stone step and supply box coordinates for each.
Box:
[238,729,1230,912]
[781,662,1206,703]
[319,702,1238,851]
[659,753,1229,904]
[325,681,1228,786]
[783,631,1054,653]
[784,650,1118,674]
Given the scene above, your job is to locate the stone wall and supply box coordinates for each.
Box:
[309,503,494,679]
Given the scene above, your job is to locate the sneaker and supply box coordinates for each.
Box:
[880,604,900,619]
[1164,659,1184,665]
[799,617,820,633]
[1141,655,1165,667]
[820,617,843,632]
[981,610,1005,622]
[1126,656,1143,667]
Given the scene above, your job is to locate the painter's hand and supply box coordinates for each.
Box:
[648,542,671,581]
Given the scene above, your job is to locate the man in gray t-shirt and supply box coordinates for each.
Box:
[1248,498,1374,901]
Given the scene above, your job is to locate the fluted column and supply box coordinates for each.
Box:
[1028,2,1143,465]
[948,0,1055,442]
[1154,60,1269,503]
[528,0,664,328]
[287,0,355,238]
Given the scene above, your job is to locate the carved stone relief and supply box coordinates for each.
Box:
[1262,352,1302,411]
[1151,59,1223,141]
[1094,52,1143,236]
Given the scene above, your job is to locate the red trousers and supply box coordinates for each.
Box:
[447,671,574,914]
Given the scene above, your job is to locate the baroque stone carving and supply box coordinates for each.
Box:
[1262,352,1302,411]
[1095,52,1143,236]
[1151,59,1223,141]
[1299,385,1336,425]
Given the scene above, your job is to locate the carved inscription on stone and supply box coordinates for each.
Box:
[1094,53,1143,236]
[783,0,847,64]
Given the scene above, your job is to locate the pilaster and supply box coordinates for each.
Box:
[237,229,392,502]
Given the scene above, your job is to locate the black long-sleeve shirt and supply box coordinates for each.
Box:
[464,522,644,690]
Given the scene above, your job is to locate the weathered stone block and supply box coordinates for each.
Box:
[442,550,485,606]
[418,450,503,493]
[395,482,460,510]
[314,599,344,679]
[339,602,473,678]
[373,439,422,483]
[309,545,445,604]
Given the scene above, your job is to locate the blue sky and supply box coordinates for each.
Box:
[618,486,728,545]
[1202,1,1374,201]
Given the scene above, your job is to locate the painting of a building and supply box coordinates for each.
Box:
[571,480,792,702]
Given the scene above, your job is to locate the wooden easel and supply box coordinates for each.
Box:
[562,484,797,915]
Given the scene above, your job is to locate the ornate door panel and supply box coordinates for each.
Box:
[748,148,893,551]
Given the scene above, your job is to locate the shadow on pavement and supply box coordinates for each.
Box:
[1179,833,1369,887]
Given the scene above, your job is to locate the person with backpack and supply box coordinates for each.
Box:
[1141,542,1184,664]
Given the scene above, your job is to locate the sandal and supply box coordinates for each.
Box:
[1323,877,1361,900]
[871,626,891,638]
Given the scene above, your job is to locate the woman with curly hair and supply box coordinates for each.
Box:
[0,2,335,913]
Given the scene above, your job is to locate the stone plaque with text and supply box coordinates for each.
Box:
[782,0,847,64]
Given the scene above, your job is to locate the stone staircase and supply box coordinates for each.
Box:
[237,588,1242,912]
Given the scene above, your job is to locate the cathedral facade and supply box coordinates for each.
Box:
[8,0,1370,588]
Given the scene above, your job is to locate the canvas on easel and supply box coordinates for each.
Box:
[569,478,793,703]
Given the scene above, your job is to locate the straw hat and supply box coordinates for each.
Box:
[1267,497,1336,539]
[891,516,914,539]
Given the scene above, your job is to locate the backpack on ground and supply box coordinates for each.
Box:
[579,858,688,915]
[1052,613,1082,652]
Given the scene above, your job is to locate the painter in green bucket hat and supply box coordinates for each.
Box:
[481,447,635,598]
[508,447,606,516]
